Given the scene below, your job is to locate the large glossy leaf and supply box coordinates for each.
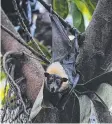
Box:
[52,0,69,19]
[73,0,92,28]
[78,15,85,32]
[83,0,95,15]
[70,2,85,32]
[70,2,81,28]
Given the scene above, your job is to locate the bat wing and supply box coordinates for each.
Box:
[50,14,72,62]
[50,14,79,85]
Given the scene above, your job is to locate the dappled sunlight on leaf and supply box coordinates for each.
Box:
[73,0,92,29]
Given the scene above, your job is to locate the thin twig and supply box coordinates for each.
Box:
[10,105,31,123]
[3,51,29,115]
[10,64,15,79]
[23,51,42,61]
[12,0,46,57]
[15,77,25,85]
[1,67,11,122]
[5,59,17,92]
[77,71,112,86]
[1,25,50,64]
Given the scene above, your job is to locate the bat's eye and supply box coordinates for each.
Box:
[56,79,61,86]
[47,78,54,84]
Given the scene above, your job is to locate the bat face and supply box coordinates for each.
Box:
[44,72,68,93]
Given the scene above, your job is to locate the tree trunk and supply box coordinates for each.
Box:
[77,0,112,82]
[1,8,44,104]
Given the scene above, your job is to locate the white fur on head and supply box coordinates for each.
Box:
[46,62,69,92]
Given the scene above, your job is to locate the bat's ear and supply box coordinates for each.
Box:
[44,72,49,77]
[62,78,68,82]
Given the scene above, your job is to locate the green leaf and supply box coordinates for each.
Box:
[38,43,51,60]
[72,0,92,28]
[52,0,69,19]
[28,40,51,60]
[70,2,85,32]
[89,0,97,9]
[0,72,9,108]
[0,71,6,82]
[82,0,95,15]
[78,15,85,32]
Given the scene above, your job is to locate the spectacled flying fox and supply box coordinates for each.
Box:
[44,62,69,93]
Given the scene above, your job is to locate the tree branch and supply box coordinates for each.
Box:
[77,0,112,82]
[12,0,47,58]
[1,8,45,103]
[1,25,50,64]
